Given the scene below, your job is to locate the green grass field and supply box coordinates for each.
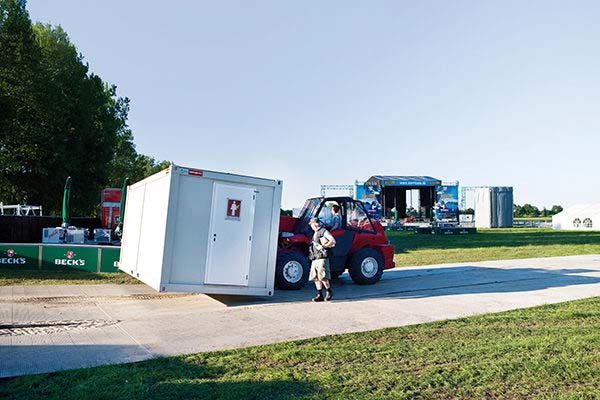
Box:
[1,228,599,286]
[389,228,600,267]
[4,297,600,399]
[0,269,138,286]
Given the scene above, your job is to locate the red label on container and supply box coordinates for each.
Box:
[189,169,203,177]
[227,199,241,219]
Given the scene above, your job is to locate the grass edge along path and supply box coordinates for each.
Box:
[3,297,600,399]
[0,269,138,286]
[389,228,600,267]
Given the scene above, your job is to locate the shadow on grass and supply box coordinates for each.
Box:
[387,229,600,253]
[1,348,319,400]
[151,378,318,400]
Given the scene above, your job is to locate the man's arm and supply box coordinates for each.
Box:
[322,230,336,248]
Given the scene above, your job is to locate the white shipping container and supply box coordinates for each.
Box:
[118,164,282,296]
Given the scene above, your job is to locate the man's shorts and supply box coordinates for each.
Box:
[309,258,331,281]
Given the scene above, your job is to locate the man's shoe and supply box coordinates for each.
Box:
[325,289,333,301]
[311,291,324,302]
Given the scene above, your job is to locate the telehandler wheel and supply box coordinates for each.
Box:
[275,251,310,290]
[348,248,384,285]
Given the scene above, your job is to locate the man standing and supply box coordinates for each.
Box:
[308,217,336,302]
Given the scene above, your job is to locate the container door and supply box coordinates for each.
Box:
[205,183,256,286]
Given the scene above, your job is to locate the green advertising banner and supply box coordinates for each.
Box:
[0,244,40,269]
[41,245,99,272]
[99,247,121,273]
[0,244,121,273]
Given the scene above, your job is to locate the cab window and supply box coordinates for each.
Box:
[346,201,375,233]
[318,201,342,230]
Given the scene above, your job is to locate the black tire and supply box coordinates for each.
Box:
[275,251,310,290]
[330,270,343,279]
[348,248,384,285]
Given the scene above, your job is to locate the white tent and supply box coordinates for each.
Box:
[552,204,600,230]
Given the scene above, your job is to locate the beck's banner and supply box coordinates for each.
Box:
[0,244,122,272]
[0,245,39,268]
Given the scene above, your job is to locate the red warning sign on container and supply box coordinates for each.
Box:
[226,199,241,219]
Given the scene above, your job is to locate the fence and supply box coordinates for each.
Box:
[0,216,101,243]
[513,219,552,228]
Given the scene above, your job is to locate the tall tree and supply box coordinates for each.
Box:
[0,0,46,206]
[105,102,170,186]
[550,205,563,215]
[519,204,541,218]
[32,23,122,214]
[0,0,167,215]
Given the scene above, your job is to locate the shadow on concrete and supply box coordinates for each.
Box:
[209,265,600,307]
[0,344,151,379]
[0,348,319,399]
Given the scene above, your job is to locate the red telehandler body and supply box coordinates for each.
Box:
[276,197,395,289]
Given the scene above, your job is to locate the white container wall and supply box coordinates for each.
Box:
[119,164,282,296]
[474,187,513,228]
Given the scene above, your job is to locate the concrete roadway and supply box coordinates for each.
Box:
[2,254,600,378]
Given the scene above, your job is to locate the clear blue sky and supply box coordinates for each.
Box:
[28,1,600,209]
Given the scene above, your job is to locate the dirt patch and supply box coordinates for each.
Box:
[0,319,120,336]
[1,292,194,305]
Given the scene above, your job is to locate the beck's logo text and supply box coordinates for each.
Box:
[0,249,26,264]
[54,250,86,266]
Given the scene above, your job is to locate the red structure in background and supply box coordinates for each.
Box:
[101,189,122,231]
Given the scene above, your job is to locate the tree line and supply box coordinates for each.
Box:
[513,204,562,218]
[0,0,168,216]
[459,204,563,218]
